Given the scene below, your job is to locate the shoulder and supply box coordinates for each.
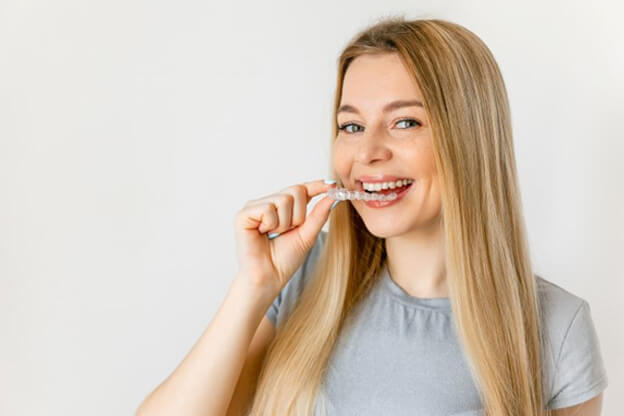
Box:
[535,274,587,341]
[535,274,609,409]
[535,273,592,362]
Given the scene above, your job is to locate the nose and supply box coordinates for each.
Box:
[354,131,392,165]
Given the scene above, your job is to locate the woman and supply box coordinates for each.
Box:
[137,17,608,416]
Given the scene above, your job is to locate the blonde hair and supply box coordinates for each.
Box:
[249,16,551,416]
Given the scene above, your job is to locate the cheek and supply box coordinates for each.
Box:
[406,145,437,176]
[332,142,352,179]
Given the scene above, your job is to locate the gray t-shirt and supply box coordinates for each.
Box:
[265,231,609,415]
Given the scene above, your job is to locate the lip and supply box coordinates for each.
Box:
[361,181,413,208]
[356,174,413,183]
[355,175,413,192]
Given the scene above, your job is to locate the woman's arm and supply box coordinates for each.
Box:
[551,393,603,416]
[136,274,278,416]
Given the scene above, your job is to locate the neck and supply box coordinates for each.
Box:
[384,212,448,298]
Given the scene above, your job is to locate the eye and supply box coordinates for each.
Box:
[337,118,422,134]
[395,118,422,128]
[337,122,363,134]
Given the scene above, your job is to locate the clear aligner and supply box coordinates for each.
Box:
[327,187,398,202]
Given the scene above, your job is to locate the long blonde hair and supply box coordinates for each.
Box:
[249,16,551,416]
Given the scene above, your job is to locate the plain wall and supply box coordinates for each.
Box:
[1,0,622,414]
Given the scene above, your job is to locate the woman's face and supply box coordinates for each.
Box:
[333,52,442,238]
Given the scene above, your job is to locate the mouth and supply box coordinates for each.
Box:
[356,179,414,195]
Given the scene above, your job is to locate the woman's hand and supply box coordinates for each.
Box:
[233,179,338,295]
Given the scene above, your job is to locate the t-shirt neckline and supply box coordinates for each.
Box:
[380,262,451,311]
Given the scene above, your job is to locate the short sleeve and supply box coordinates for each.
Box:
[265,265,305,328]
[265,287,280,327]
[547,300,608,409]
[265,230,327,329]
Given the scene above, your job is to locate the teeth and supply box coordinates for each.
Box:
[362,178,413,192]
[327,187,398,202]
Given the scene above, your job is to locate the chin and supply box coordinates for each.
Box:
[362,222,412,239]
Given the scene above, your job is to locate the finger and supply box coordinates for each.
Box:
[247,192,295,237]
[270,179,337,238]
[253,178,337,211]
[300,178,338,205]
[272,193,294,234]
[296,194,339,245]
[236,202,279,235]
[274,185,306,230]
[241,194,290,234]
[261,178,339,240]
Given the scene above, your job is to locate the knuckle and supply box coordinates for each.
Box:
[274,193,293,208]
[294,184,307,195]
[293,185,306,199]
[284,184,301,193]
[262,204,278,225]
[283,193,295,205]
[261,202,275,214]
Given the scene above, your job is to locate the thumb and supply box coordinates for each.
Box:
[297,195,340,247]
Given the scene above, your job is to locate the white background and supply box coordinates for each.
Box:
[1,0,622,414]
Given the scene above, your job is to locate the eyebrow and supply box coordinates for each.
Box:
[337,99,424,115]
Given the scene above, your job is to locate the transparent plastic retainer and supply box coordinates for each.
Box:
[327,187,398,202]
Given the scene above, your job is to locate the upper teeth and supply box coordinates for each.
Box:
[362,178,413,191]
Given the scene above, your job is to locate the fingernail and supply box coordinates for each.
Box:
[330,200,340,210]
[324,179,336,185]
[267,232,280,239]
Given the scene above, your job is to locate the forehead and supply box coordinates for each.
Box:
[340,52,424,106]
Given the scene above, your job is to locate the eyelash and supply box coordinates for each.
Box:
[337,118,422,133]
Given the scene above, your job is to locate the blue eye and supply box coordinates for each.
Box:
[396,119,421,128]
[337,118,422,134]
[337,123,363,133]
